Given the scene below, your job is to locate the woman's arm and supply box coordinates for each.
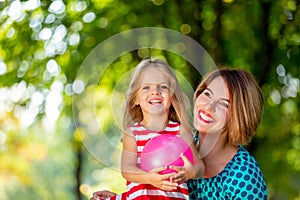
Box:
[121,130,179,190]
[170,125,204,183]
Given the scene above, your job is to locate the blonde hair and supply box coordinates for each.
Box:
[123,58,191,132]
[194,68,264,145]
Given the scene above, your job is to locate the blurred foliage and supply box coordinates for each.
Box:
[0,0,299,199]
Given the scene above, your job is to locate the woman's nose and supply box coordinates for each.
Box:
[205,100,216,111]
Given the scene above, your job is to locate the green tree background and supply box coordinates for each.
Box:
[0,0,299,199]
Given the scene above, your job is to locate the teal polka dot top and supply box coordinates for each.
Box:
[187,145,268,200]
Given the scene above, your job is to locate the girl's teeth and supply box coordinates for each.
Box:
[150,100,162,104]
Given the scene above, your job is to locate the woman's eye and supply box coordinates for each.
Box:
[219,101,229,108]
[204,91,211,98]
[142,86,149,90]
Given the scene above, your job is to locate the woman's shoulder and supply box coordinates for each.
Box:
[224,146,266,190]
[225,146,264,176]
[221,146,268,198]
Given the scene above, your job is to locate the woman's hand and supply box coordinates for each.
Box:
[169,153,198,183]
[90,190,116,200]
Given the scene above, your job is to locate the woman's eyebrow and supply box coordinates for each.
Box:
[206,87,230,102]
[206,87,213,94]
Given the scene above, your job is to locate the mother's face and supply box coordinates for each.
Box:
[193,76,230,138]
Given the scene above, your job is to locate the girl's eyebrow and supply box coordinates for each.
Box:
[206,87,230,103]
[142,82,169,85]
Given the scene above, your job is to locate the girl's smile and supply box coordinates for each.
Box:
[148,97,163,105]
[135,66,172,119]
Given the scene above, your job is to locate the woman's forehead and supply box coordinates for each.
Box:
[206,76,229,98]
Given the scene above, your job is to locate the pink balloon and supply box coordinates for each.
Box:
[140,134,194,174]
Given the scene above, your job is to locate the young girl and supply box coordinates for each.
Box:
[92,58,204,200]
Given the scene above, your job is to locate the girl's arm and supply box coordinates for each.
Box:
[121,130,179,190]
[170,125,204,182]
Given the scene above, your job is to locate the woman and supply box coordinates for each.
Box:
[186,68,268,199]
[91,68,268,199]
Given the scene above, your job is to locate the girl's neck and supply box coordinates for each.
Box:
[140,114,169,131]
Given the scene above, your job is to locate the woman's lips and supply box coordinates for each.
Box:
[199,110,214,123]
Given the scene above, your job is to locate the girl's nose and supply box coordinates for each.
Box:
[151,86,161,95]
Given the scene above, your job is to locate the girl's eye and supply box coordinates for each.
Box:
[142,86,149,90]
[160,85,169,90]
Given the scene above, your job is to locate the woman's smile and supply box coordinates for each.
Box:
[198,110,215,123]
[193,76,229,135]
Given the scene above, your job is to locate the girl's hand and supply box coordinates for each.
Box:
[90,190,116,200]
[147,166,179,190]
[169,153,196,183]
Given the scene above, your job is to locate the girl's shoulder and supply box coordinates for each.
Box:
[166,120,181,131]
[129,121,179,130]
[128,123,148,137]
[129,122,142,128]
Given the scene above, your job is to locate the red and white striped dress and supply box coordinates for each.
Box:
[108,121,189,200]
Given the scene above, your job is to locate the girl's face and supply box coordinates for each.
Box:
[135,66,172,118]
[193,76,230,137]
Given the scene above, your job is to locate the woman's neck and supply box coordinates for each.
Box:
[200,133,238,178]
